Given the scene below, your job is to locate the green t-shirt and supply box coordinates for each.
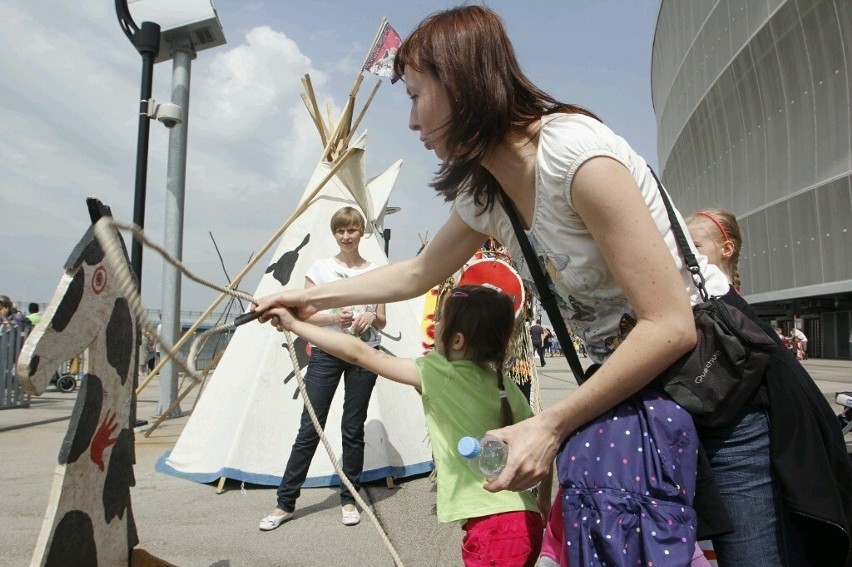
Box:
[415,351,539,524]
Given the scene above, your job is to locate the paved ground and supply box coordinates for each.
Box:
[1,356,850,566]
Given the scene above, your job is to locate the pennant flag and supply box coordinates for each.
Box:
[362,19,402,83]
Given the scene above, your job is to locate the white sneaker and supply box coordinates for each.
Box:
[341,507,361,526]
[258,510,294,531]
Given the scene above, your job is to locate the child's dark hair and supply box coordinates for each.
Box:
[439,284,516,426]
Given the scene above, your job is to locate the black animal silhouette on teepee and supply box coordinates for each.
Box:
[265,233,310,286]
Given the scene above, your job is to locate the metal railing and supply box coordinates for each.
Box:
[0,326,30,409]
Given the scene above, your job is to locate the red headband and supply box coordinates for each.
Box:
[696,211,730,243]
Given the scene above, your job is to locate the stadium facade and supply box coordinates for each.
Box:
[652,0,852,358]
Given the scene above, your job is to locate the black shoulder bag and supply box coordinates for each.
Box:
[500,170,776,428]
[497,189,587,386]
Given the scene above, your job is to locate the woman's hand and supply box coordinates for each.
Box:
[251,290,315,326]
[350,311,376,335]
[483,413,562,493]
[337,309,354,330]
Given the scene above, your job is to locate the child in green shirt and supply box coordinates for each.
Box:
[270,285,550,566]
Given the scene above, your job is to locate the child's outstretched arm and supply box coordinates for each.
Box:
[272,306,422,390]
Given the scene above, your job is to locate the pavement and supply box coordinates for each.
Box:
[1,356,850,567]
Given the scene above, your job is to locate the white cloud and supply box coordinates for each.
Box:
[0,5,346,311]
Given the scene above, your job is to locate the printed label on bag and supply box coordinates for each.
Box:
[694,350,721,384]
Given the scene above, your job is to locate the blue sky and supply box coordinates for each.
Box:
[0,1,661,312]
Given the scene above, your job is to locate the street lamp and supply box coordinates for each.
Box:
[115,0,160,284]
[116,0,226,419]
[115,0,226,284]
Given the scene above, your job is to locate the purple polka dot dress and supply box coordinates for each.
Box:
[556,388,699,566]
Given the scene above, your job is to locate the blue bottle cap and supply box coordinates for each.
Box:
[457,436,481,458]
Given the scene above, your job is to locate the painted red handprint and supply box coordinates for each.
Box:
[90,410,119,471]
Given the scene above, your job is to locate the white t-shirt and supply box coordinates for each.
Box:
[454,113,730,364]
[306,257,382,348]
[792,328,807,343]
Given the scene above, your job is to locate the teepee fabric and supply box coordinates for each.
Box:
[158,132,433,487]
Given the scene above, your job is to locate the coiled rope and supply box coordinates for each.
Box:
[93,218,405,567]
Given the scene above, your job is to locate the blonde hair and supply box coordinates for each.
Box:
[687,208,742,291]
[330,206,365,233]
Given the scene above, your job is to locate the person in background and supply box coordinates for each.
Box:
[549,334,561,357]
[542,327,553,357]
[686,208,742,292]
[26,302,42,326]
[686,207,852,565]
[528,319,546,367]
[775,326,794,352]
[791,326,808,360]
[154,320,162,366]
[0,296,26,331]
[271,285,548,566]
[139,328,155,377]
[259,206,386,531]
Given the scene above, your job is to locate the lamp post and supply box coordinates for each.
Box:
[115,0,160,284]
[116,0,226,419]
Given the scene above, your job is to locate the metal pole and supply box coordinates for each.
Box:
[157,43,195,418]
[130,21,160,283]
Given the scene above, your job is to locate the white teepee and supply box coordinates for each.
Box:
[158,75,433,487]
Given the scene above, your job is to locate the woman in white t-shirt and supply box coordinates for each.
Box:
[259,206,386,531]
[251,7,811,565]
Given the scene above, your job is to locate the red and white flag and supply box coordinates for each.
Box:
[362,19,402,83]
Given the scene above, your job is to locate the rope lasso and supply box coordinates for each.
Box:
[93,218,406,567]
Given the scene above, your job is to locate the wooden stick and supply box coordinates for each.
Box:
[135,147,359,395]
[322,98,351,161]
[335,101,355,159]
[189,348,227,412]
[326,101,335,139]
[342,78,382,150]
[302,75,328,145]
[343,74,365,132]
[143,346,224,437]
[215,476,227,495]
[143,379,198,438]
[300,93,327,146]
[137,365,159,394]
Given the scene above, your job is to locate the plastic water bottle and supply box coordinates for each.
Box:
[457,435,507,478]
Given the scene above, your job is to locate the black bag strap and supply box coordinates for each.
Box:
[646,167,709,302]
[498,189,586,384]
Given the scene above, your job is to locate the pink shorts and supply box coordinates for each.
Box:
[462,510,543,567]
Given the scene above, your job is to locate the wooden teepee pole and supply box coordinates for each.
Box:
[136,146,358,395]
[342,78,382,150]
[301,75,328,146]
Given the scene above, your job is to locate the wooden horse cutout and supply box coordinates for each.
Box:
[17,199,140,567]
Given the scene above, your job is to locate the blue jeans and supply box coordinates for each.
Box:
[276,348,378,511]
[700,407,803,566]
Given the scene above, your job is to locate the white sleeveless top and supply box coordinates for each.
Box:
[454,113,729,364]
[306,257,382,348]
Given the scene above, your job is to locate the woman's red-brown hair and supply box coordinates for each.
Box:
[394,5,600,210]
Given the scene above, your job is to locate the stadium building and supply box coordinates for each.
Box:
[652,0,852,358]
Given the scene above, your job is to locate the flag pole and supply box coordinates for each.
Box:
[358,17,388,81]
